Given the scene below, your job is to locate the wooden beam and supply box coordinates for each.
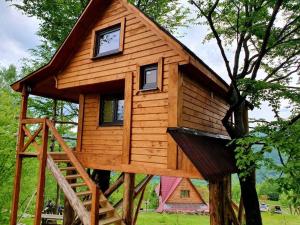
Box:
[21,124,43,152]
[122,72,133,164]
[167,63,180,169]
[34,121,48,225]
[122,173,135,225]
[23,126,40,151]
[133,186,146,225]
[76,94,85,152]
[115,175,153,209]
[104,173,124,198]
[238,197,244,224]
[10,86,28,225]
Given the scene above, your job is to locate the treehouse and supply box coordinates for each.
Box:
[10,0,238,225]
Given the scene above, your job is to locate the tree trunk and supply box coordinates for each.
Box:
[233,102,262,225]
[239,171,262,225]
[209,176,231,225]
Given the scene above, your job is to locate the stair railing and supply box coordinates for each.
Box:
[20,118,99,225]
[46,120,99,225]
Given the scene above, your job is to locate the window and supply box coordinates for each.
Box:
[180,190,190,198]
[100,95,124,125]
[94,25,121,57]
[140,64,158,90]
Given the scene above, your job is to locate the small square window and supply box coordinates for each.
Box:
[94,25,121,57]
[180,190,190,198]
[100,95,124,126]
[140,64,158,90]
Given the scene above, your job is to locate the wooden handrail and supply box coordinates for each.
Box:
[45,120,99,225]
[21,118,45,124]
[46,120,94,190]
[20,118,99,225]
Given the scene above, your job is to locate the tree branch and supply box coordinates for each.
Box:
[251,0,284,80]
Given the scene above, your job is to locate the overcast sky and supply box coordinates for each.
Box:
[0,1,291,121]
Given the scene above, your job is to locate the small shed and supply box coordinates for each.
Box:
[156,176,208,214]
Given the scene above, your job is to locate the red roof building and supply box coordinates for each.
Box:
[156,176,208,213]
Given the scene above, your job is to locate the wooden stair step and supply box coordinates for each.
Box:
[76,191,91,196]
[60,167,76,171]
[83,198,107,207]
[65,174,81,180]
[99,207,114,215]
[98,217,121,225]
[70,182,87,188]
[54,159,71,163]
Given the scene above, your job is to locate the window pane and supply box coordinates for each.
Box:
[97,27,120,56]
[145,69,157,84]
[102,99,114,123]
[116,99,124,121]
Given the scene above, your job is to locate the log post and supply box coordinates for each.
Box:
[122,173,135,225]
[34,119,49,225]
[10,86,28,225]
[209,175,231,225]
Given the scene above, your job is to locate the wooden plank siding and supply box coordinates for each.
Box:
[54,1,225,179]
[180,74,229,136]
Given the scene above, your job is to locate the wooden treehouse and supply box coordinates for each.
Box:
[10,0,240,224]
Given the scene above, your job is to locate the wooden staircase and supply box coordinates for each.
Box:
[46,120,125,225]
[12,118,124,225]
[47,155,124,225]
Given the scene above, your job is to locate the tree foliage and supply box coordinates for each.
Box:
[189,0,300,224]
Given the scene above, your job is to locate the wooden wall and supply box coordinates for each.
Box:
[77,94,123,166]
[55,0,227,179]
[180,74,229,136]
[167,179,203,204]
[56,1,185,89]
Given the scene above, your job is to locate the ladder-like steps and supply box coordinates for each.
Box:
[99,207,114,215]
[83,198,107,207]
[70,182,87,188]
[54,159,71,163]
[76,191,92,197]
[65,174,81,180]
[98,217,121,225]
[60,167,76,171]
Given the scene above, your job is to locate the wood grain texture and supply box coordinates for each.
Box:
[46,156,90,225]
[10,87,28,225]
[122,72,133,164]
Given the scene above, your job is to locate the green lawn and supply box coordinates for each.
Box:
[18,212,300,225]
[136,212,300,225]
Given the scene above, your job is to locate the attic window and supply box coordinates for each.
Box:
[94,25,121,57]
[180,190,190,198]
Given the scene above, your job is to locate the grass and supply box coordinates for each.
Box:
[18,212,300,225]
[136,212,300,225]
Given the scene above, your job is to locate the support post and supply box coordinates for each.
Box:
[34,119,49,225]
[10,86,28,225]
[209,176,231,225]
[122,173,135,225]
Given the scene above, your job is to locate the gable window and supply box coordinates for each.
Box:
[94,25,121,57]
[180,190,190,198]
[140,64,158,90]
[100,95,124,126]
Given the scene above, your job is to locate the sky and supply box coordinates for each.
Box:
[0,1,292,121]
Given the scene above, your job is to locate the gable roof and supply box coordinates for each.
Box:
[11,0,229,100]
[158,176,206,205]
